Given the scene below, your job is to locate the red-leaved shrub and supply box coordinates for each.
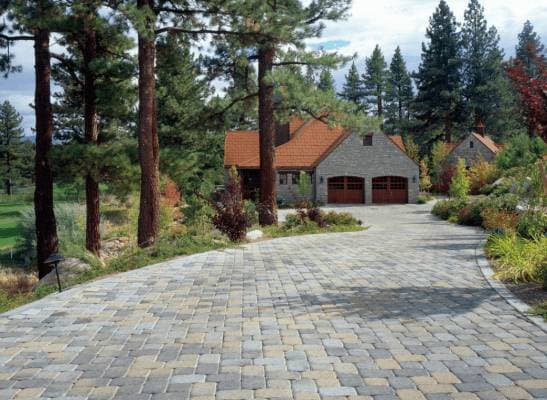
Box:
[211,168,247,241]
[435,164,455,194]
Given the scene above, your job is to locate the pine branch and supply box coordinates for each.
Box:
[0,33,34,41]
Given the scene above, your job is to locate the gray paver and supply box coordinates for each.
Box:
[1,203,546,399]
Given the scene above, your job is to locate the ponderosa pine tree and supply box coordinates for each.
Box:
[340,61,366,111]
[516,20,545,78]
[461,0,504,132]
[52,0,136,255]
[186,0,353,225]
[362,44,387,117]
[385,46,413,134]
[1,0,60,277]
[0,100,30,195]
[414,0,463,143]
[318,68,335,93]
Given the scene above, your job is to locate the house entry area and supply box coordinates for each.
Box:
[327,176,365,204]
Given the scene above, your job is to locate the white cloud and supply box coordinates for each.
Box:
[314,0,546,73]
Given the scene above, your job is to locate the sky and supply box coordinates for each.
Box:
[1,0,546,135]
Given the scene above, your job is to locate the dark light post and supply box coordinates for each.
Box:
[44,253,65,293]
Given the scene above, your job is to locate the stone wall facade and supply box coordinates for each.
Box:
[314,132,420,204]
[446,134,496,166]
[226,132,420,204]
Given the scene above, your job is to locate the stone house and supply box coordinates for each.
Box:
[446,128,500,167]
[224,118,420,204]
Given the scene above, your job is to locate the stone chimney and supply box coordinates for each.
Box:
[274,122,290,146]
[475,120,485,136]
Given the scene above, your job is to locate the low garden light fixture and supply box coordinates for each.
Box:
[44,253,65,293]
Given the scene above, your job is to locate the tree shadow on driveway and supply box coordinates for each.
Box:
[294,285,496,321]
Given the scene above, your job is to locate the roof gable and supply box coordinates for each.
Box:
[448,132,500,155]
[224,119,347,169]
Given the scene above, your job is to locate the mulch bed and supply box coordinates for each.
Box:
[503,281,547,307]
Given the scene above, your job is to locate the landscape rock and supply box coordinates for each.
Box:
[101,237,129,260]
[35,258,91,289]
[246,229,264,241]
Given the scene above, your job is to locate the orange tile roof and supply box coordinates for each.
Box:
[224,130,259,167]
[224,119,347,169]
[388,135,406,152]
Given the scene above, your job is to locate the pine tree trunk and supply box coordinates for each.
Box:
[444,116,452,143]
[34,28,59,278]
[5,153,12,195]
[137,0,160,247]
[257,46,277,226]
[377,84,383,117]
[82,21,100,255]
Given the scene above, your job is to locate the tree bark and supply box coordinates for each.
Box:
[82,18,101,255]
[137,0,161,247]
[444,115,452,143]
[257,45,278,226]
[34,28,59,278]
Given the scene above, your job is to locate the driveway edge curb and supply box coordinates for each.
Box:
[475,238,547,332]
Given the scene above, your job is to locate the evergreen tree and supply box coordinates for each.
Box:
[414,0,463,143]
[1,0,62,277]
[385,46,413,133]
[318,68,335,93]
[0,100,31,195]
[52,0,136,255]
[461,0,504,131]
[340,61,366,111]
[156,34,223,197]
[516,20,545,78]
[200,0,354,225]
[362,44,387,116]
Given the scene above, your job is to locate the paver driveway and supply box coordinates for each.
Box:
[1,203,546,400]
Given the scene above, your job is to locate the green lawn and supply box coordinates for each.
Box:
[0,201,30,251]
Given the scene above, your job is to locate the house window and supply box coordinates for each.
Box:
[363,135,373,146]
[291,173,298,185]
[469,141,474,148]
[279,173,288,185]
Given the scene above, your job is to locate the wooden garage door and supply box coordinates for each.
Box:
[328,176,364,204]
[372,176,408,204]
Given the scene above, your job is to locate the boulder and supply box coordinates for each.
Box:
[35,258,91,289]
[246,229,264,241]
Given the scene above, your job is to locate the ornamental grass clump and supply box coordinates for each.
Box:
[486,234,547,283]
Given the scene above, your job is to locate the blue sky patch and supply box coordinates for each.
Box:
[309,40,351,51]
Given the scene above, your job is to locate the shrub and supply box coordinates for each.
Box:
[468,159,498,195]
[436,164,455,193]
[430,141,451,189]
[457,203,483,226]
[481,208,519,234]
[306,207,326,227]
[486,234,547,282]
[517,210,547,239]
[297,171,312,200]
[243,200,258,227]
[450,158,470,199]
[431,198,467,220]
[419,159,432,192]
[417,193,433,204]
[211,168,247,242]
[322,211,361,226]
